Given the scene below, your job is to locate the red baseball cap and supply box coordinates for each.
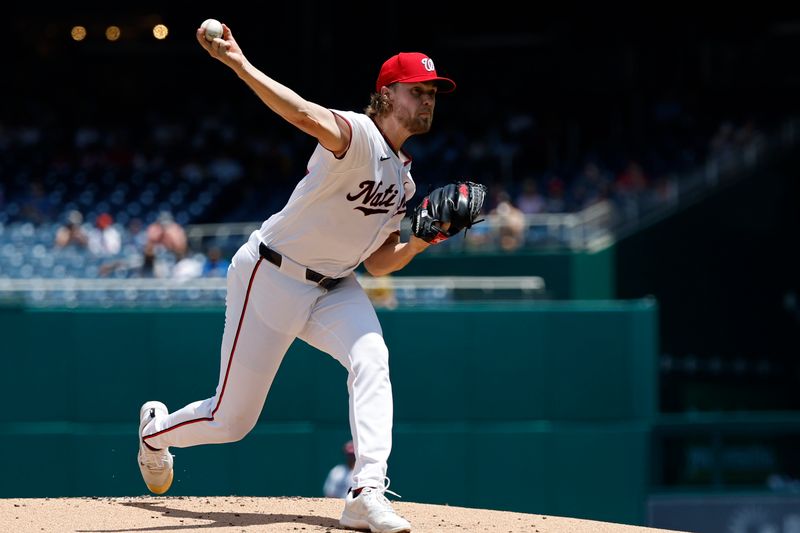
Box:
[96,213,113,229]
[376,52,456,94]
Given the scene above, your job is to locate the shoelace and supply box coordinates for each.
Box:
[382,477,401,499]
[364,477,401,511]
[140,449,172,470]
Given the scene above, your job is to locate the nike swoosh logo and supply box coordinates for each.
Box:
[379,156,391,161]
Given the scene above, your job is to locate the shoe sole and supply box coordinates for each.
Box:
[340,513,411,533]
[145,470,174,494]
[138,401,173,495]
[339,512,370,530]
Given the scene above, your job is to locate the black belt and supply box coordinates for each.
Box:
[259,242,342,290]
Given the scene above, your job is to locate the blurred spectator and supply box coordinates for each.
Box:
[88,212,122,257]
[615,160,649,195]
[126,217,149,250]
[573,161,613,209]
[201,246,230,278]
[146,211,187,257]
[649,174,679,206]
[20,181,54,224]
[323,440,356,498]
[134,242,170,278]
[172,252,204,280]
[362,274,398,309]
[767,472,800,493]
[614,160,649,218]
[490,191,526,251]
[515,177,546,214]
[544,176,567,213]
[485,180,509,212]
[138,243,159,278]
[464,221,492,250]
[54,210,89,249]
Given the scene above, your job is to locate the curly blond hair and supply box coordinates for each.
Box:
[364,86,394,118]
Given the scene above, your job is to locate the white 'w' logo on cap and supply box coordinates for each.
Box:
[421,58,435,72]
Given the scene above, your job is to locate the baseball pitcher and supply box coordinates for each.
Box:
[137,20,485,533]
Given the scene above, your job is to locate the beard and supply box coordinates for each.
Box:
[398,108,433,134]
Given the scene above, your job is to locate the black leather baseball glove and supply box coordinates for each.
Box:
[411,181,488,243]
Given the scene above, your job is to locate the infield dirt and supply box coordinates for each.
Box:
[0,496,689,533]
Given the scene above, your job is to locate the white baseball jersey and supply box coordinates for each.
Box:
[258,110,416,277]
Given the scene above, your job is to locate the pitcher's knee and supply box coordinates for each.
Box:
[351,333,389,376]
[214,415,256,443]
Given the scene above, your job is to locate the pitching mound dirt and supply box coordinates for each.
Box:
[1,496,687,533]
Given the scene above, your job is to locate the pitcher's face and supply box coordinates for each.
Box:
[390,82,437,134]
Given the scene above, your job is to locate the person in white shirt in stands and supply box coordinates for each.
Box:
[88,212,122,257]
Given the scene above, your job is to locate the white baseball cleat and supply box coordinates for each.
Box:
[340,479,411,533]
[137,401,174,495]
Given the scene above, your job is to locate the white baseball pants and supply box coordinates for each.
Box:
[142,231,393,489]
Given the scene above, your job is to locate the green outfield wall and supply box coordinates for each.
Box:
[0,299,656,525]
[392,245,615,300]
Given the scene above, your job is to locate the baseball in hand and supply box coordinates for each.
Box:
[201,19,223,41]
